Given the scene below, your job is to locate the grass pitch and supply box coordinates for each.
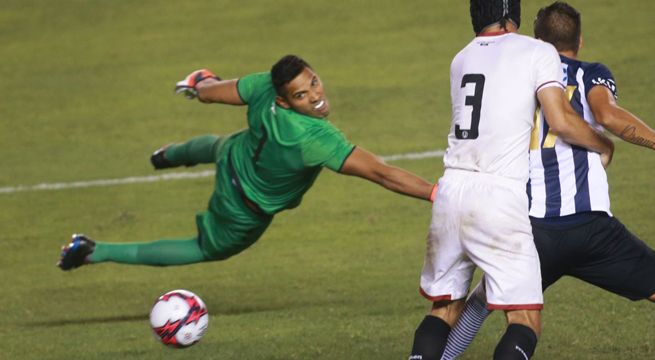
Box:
[1,1,654,359]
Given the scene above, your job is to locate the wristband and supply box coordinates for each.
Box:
[429,183,438,202]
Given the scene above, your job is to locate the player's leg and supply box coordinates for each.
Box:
[58,193,273,270]
[86,208,272,264]
[485,267,541,360]
[445,220,567,360]
[57,233,207,270]
[410,173,474,360]
[494,309,540,360]
[58,212,272,270]
[151,134,222,169]
[460,175,542,359]
[89,236,206,265]
[565,215,655,302]
[530,219,571,292]
[410,299,466,360]
[441,281,492,360]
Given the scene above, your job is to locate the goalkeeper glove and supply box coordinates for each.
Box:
[175,69,221,100]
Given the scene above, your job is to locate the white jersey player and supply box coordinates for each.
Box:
[427,31,562,310]
[444,33,562,183]
[408,1,614,360]
[440,3,655,359]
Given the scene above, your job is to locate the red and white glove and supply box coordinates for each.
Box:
[174,69,221,100]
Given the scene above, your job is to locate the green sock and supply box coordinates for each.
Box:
[89,237,207,266]
[164,134,220,167]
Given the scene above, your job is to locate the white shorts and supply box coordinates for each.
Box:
[419,169,543,310]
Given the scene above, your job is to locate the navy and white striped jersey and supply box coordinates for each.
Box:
[528,55,618,218]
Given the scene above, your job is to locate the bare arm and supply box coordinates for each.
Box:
[587,85,655,150]
[339,147,435,201]
[538,86,614,166]
[195,78,245,105]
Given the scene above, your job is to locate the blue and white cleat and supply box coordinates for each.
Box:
[57,234,96,271]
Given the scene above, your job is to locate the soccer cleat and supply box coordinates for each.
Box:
[150,146,175,170]
[58,234,96,271]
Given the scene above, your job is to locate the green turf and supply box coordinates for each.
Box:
[1,0,654,359]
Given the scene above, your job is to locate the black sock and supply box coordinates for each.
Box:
[493,323,538,360]
[409,315,451,360]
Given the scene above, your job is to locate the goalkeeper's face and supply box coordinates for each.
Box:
[276,67,330,119]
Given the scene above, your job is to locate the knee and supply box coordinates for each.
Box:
[648,293,655,302]
[202,249,235,261]
[430,299,466,327]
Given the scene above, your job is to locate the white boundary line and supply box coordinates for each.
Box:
[0,149,445,195]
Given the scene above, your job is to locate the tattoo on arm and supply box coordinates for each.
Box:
[620,125,655,149]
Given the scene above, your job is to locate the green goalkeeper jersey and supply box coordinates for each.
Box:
[226,72,355,215]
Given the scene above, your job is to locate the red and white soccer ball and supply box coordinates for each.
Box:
[149,289,209,348]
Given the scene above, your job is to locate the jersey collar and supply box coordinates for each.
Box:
[477,30,511,37]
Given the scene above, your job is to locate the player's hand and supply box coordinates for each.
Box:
[600,137,614,169]
[175,69,221,100]
[600,149,613,169]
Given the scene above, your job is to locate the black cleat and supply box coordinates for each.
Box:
[150,147,176,170]
[58,234,96,271]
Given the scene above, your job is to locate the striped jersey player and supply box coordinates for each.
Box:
[528,56,616,218]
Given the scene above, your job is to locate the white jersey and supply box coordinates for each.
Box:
[528,56,616,218]
[444,32,563,183]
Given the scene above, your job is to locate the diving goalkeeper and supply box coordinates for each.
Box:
[57,54,436,270]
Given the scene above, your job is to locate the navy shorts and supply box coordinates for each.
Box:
[531,213,655,301]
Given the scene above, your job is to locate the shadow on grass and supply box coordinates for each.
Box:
[24,313,148,327]
[211,300,323,316]
[22,300,333,328]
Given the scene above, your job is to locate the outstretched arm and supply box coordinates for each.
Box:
[175,69,245,105]
[339,147,436,201]
[538,86,615,167]
[587,85,655,150]
[196,78,244,105]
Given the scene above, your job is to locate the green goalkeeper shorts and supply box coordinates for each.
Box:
[194,140,273,261]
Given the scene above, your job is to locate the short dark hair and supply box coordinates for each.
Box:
[271,55,312,97]
[470,0,521,34]
[534,1,581,53]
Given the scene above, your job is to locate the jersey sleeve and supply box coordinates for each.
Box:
[236,72,273,104]
[584,63,618,99]
[533,42,564,93]
[301,123,356,172]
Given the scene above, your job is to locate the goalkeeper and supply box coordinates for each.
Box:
[57,54,436,270]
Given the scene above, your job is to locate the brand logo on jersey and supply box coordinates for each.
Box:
[561,63,569,83]
[591,77,616,94]
[270,101,277,115]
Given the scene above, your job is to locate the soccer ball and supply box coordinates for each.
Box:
[149,289,209,348]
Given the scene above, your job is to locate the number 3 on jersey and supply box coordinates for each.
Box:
[456,74,485,140]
